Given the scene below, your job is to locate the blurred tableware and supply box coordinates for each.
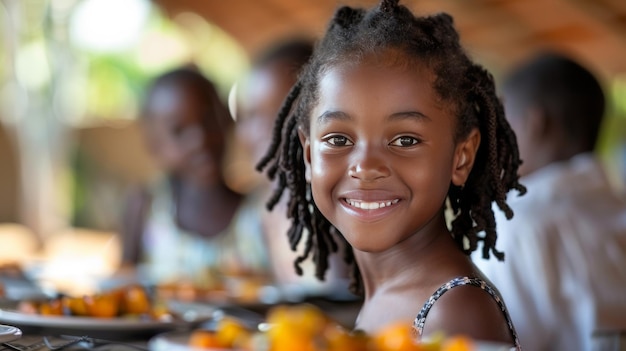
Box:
[1,334,149,351]
[0,262,50,302]
[0,324,21,343]
[0,278,49,303]
[0,301,215,340]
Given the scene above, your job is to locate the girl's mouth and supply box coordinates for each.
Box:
[344,198,400,210]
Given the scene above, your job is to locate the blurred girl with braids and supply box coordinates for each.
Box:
[118,67,266,286]
[257,0,525,347]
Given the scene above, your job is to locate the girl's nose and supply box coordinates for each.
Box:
[183,126,205,151]
[348,146,391,182]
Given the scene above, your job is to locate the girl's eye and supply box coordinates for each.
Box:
[390,136,419,147]
[325,135,353,146]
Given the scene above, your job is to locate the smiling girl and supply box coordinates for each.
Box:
[257,0,525,348]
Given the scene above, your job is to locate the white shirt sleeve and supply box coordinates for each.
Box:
[473,210,559,351]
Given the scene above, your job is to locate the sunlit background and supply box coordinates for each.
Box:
[0,0,249,293]
[0,0,625,294]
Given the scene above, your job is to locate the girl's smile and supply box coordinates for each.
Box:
[340,190,402,222]
[343,198,400,211]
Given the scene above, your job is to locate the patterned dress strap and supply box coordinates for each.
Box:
[412,276,521,350]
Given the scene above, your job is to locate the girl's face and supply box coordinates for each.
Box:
[300,54,479,253]
[144,83,226,185]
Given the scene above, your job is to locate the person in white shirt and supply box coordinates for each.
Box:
[473,52,626,351]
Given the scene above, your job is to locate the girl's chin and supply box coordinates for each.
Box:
[343,237,395,254]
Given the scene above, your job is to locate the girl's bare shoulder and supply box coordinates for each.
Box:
[421,282,514,344]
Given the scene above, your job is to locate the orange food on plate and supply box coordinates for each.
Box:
[441,336,474,351]
[266,304,328,351]
[18,285,177,320]
[267,304,327,338]
[214,317,252,348]
[84,293,119,318]
[189,330,227,349]
[38,298,63,316]
[373,321,425,351]
[62,296,89,316]
[187,304,479,351]
[188,318,253,350]
[121,284,151,314]
[325,326,369,351]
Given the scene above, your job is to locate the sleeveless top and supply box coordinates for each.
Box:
[413,276,521,350]
[140,177,269,284]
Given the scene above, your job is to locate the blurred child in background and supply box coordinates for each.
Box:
[119,67,267,286]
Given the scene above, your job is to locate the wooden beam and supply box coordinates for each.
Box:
[152,0,626,76]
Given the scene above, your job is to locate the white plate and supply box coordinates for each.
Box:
[0,324,22,343]
[0,302,216,340]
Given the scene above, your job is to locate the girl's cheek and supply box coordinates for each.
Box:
[310,152,336,180]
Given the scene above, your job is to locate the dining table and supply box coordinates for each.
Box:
[0,298,362,351]
[0,287,361,351]
[0,271,195,351]
[0,260,363,351]
[0,334,149,351]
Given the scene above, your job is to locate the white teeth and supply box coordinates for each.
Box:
[346,199,399,209]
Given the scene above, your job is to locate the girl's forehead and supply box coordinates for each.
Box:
[317,47,462,114]
[316,53,440,106]
[311,58,455,127]
[317,55,443,106]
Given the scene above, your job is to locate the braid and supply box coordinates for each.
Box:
[258,0,525,296]
[256,81,302,212]
[449,64,526,260]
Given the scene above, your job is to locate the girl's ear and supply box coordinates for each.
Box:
[451,128,481,186]
[297,127,312,182]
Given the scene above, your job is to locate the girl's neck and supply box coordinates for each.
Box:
[354,213,471,299]
[170,176,242,238]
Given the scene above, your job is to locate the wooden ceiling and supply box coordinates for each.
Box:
[153,0,626,81]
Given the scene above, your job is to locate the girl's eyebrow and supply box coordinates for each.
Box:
[317,110,352,124]
[388,110,431,122]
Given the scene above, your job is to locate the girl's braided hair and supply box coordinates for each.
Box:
[257,0,526,295]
